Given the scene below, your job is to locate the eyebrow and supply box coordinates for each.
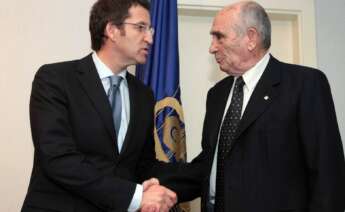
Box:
[210,31,225,38]
[136,21,150,26]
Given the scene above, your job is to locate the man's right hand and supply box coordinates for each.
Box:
[140,180,177,212]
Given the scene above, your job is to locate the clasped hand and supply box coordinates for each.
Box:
[140,178,177,212]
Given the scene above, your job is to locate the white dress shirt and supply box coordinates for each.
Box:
[209,52,270,203]
[92,53,143,211]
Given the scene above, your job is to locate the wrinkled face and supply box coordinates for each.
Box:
[115,5,153,65]
[209,9,249,76]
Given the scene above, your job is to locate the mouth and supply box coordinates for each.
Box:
[141,47,149,54]
[215,57,223,64]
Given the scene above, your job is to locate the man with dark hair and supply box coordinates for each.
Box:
[160,1,345,212]
[89,0,150,51]
[21,0,176,211]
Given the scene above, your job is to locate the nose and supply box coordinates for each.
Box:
[144,32,153,45]
[209,38,217,54]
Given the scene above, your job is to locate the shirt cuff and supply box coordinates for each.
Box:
[128,184,143,212]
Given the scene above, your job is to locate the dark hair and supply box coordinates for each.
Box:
[89,0,150,51]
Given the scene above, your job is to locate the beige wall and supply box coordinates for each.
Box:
[315,0,345,148]
[0,1,94,211]
[1,0,342,212]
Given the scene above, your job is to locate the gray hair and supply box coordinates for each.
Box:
[239,1,271,50]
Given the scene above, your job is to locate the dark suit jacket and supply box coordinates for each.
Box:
[161,56,345,212]
[22,54,158,212]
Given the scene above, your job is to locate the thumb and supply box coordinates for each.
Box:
[143,178,160,191]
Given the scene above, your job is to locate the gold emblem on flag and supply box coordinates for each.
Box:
[154,97,186,162]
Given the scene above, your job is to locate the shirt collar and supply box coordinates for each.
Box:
[92,52,127,82]
[241,52,270,91]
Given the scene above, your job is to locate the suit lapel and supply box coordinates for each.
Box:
[234,56,281,140]
[75,54,119,154]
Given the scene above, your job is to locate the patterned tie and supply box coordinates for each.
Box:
[215,76,245,211]
[107,75,122,136]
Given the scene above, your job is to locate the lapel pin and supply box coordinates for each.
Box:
[264,96,269,100]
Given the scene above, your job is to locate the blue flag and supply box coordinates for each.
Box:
[136,0,186,163]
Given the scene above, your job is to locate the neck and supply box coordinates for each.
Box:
[242,49,268,72]
[96,48,127,74]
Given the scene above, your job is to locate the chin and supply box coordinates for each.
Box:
[219,66,228,73]
[137,60,146,64]
[137,57,147,64]
[220,67,237,76]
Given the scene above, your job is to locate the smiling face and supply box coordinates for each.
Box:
[113,5,153,66]
[209,7,251,76]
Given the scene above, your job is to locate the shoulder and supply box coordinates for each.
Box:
[31,57,87,96]
[36,59,79,76]
[34,58,82,85]
[269,56,329,86]
[272,56,326,79]
[207,76,233,98]
[126,73,154,99]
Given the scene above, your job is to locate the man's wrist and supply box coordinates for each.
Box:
[127,184,143,211]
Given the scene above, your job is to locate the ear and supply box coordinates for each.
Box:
[104,22,119,42]
[246,27,259,51]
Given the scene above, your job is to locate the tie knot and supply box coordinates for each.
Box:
[235,76,245,89]
[109,75,122,87]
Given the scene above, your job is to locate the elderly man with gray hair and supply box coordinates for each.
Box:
[158,1,345,212]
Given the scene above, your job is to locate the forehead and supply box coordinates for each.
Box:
[212,4,241,31]
[126,5,151,24]
[212,12,229,30]
[211,9,237,34]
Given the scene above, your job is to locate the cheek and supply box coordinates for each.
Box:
[225,44,243,58]
[130,43,141,56]
[223,47,236,62]
[134,40,144,52]
[223,44,235,56]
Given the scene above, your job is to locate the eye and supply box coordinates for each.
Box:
[217,34,225,40]
[212,32,225,41]
[136,24,147,32]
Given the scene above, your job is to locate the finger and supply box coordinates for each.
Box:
[159,203,169,212]
[143,178,160,191]
[150,178,160,185]
[140,205,148,212]
[151,205,157,212]
[141,204,157,212]
[162,194,174,208]
[164,188,177,204]
[140,205,147,212]
[152,186,175,207]
[152,203,160,212]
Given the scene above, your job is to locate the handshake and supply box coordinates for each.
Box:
[140,178,177,212]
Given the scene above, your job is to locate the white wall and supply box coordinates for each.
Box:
[0,1,94,211]
[315,0,345,142]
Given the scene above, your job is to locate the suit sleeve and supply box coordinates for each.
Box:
[30,66,136,211]
[130,87,204,202]
[134,89,158,182]
[298,70,345,212]
[153,89,214,202]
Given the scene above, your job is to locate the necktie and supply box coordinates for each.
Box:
[215,76,245,211]
[107,75,122,137]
